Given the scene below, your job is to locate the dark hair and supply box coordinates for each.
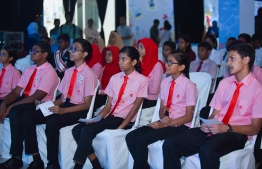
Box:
[204,34,217,49]
[34,41,51,54]
[198,42,212,51]
[65,11,73,19]
[257,7,262,17]
[164,20,172,30]
[73,38,93,61]
[119,46,141,73]
[227,41,255,71]
[88,19,94,23]
[1,46,18,65]
[238,33,252,43]
[40,36,50,43]
[169,50,190,78]
[54,19,60,23]
[163,41,176,51]
[252,33,262,41]
[153,19,159,24]
[57,34,70,42]
[228,37,237,42]
[178,34,193,52]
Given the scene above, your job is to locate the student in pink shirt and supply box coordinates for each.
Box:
[0,46,21,102]
[126,50,197,169]
[0,41,59,169]
[86,44,103,80]
[137,38,164,117]
[163,42,262,169]
[72,46,148,169]
[19,39,97,169]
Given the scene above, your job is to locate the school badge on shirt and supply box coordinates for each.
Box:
[35,76,39,81]
[78,75,83,83]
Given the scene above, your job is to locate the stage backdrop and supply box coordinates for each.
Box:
[127,0,174,45]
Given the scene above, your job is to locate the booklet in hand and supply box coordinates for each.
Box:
[78,114,103,123]
[36,101,55,117]
[200,117,222,125]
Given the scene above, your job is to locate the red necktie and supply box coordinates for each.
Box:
[0,68,6,89]
[109,76,128,116]
[24,68,37,96]
[67,68,78,98]
[196,61,203,72]
[166,80,176,112]
[222,82,243,124]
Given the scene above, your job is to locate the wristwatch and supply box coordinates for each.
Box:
[227,124,233,132]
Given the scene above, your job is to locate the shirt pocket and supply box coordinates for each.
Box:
[237,99,249,116]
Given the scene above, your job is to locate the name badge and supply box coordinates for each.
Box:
[78,75,83,83]
[35,76,39,81]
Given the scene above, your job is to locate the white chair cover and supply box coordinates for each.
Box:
[92,103,143,169]
[36,79,100,169]
[184,135,257,169]
[146,72,212,169]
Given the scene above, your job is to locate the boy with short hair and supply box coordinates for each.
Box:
[163,41,262,169]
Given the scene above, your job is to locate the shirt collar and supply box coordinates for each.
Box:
[75,62,87,72]
[167,73,185,85]
[35,62,49,71]
[120,70,138,80]
[3,63,13,71]
[199,58,210,64]
[229,72,254,86]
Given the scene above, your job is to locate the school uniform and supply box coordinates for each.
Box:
[126,74,197,169]
[72,70,148,164]
[0,64,21,98]
[163,73,262,169]
[49,49,75,79]
[8,62,59,157]
[209,48,223,66]
[22,62,97,162]
[91,63,103,80]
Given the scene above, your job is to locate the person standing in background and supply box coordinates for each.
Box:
[50,19,60,36]
[117,17,132,46]
[36,15,48,37]
[159,20,172,47]
[85,19,100,43]
[150,19,160,45]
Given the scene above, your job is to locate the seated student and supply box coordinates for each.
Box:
[0,41,59,169]
[252,33,262,67]
[162,41,176,61]
[93,37,105,53]
[21,38,97,169]
[93,46,120,112]
[49,34,74,79]
[178,34,196,62]
[71,46,148,169]
[0,46,21,102]
[204,34,222,67]
[126,50,197,169]
[138,38,164,125]
[162,42,262,169]
[190,42,218,89]
[86,44,103,80]
[238,33,252,44]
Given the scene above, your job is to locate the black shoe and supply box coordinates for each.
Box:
[27,160,44,169]
[0,157,23,169]
[46,161,60,169]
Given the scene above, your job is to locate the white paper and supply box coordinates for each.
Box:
[36,101,55,117]
[200,117,222,125]
[78,114,102,123]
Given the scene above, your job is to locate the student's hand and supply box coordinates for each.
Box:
[161,116,172,125]
[200,123,211,133]
[1,104,14,122]
[35,100,43,106]
[208,124,228,134]
[49,106,65,114]
[149,121,167,129]
[0,103,6,122]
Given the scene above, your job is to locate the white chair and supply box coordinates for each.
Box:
[145,72,212,169]
[184,135,257,169]
[210,67,219,94]
[92,103,143,169]
[1,77,61,165]
[36,79,100,169]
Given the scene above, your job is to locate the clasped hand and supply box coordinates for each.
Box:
[200,123,228,134]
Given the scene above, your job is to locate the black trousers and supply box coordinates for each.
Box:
[72,116,124,164]
[126,125,189,169]
[163,127,247,169]
[23,103,87,161]
[9,103,36,156]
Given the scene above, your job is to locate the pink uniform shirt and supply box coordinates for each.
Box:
[0,64,21,97]
[91,63,103,80]
[210,73,262,127]
[58,62,97,104]
[147,62,164,100]
[160,74,197,127]
[190,59,218,80]
[18,62,58,102]
[105,70,148,122]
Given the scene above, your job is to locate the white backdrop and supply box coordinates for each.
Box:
[127,0,174,44]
